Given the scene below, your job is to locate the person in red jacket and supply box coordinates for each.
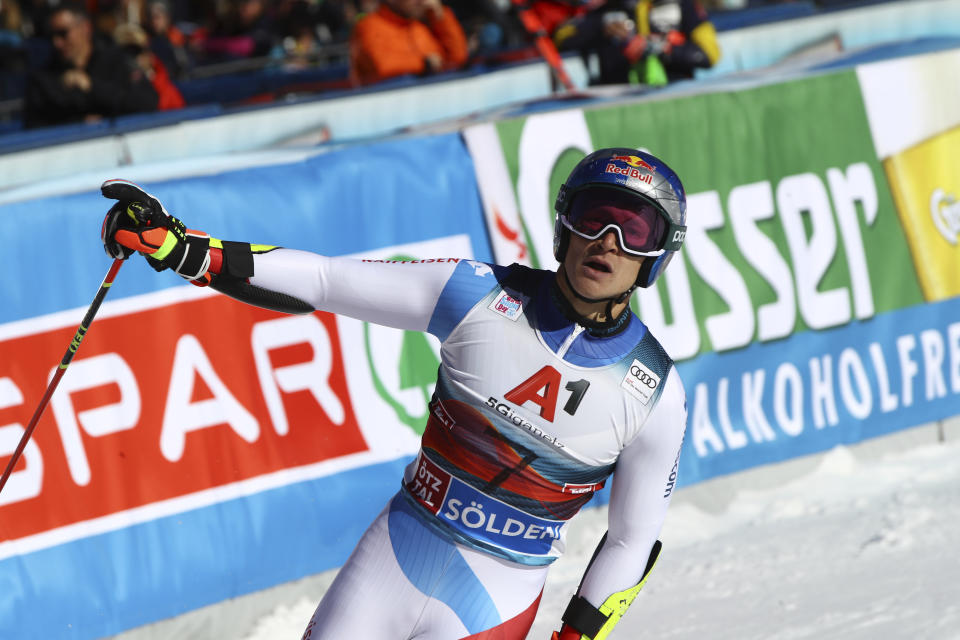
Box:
[114,22,185,111]
[349,0,468,87]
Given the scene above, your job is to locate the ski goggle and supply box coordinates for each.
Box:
[562,189,669,256]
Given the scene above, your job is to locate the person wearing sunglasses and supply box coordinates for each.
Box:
[99,147,689,640]
[23,1,158,129]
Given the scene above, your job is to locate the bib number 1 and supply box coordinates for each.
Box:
[504,365,590,422]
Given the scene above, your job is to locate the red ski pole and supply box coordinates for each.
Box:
[0,258,124,497]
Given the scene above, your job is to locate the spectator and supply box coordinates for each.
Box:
[446,0,529,59]
[636,0,719,81]
[114,22,184,110]
[91,0,147,41]
[199,0,278,63]
[0,0,27,101]
[349,0,468,86]
[555,0,719,86]
[23,1,158,129]
[310,0,356,44]
[553,3,644,85]
[22,0,54,37]
[144,0,190,78]
[274,0,324,68]
[1,0,25,43]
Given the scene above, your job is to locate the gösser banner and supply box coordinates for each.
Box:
[0,134,492,639]
[465,66,960,488]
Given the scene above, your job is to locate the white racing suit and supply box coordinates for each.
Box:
[235,249,688,640]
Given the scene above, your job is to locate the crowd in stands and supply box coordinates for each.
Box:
[0,0,729,133]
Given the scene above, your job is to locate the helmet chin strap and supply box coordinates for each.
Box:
[559,264,638,322]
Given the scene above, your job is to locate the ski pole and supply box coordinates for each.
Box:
[0,258,124,497]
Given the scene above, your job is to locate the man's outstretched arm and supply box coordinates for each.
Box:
[100,179,459,332]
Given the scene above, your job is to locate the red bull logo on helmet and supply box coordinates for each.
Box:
[605,158,654,184]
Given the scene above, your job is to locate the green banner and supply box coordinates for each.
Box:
[465,67,958,484]
[484,70,922,362]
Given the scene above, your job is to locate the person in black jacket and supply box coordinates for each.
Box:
[555,0,719,86]
[23,1,158,129]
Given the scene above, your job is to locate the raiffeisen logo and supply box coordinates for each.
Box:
[930,188,960,245]
[606,155,654,184]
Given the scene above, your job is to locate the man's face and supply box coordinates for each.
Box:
[562,229,645,301]
[148,3,171,32]
[49,10,92,68]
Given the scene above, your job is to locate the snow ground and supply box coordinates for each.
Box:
[535,433,960,640]
[113,424,960,640]
[234,424,960,640]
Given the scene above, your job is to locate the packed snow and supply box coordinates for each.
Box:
[223,424,960,640]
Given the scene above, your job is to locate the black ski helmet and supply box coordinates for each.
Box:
[553,147,687,289]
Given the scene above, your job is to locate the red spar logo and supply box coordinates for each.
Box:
[0,296,368,541]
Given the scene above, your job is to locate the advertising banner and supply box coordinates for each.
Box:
[884,126,960,301]
[466,69,959,488]
[0,134,492,639]
[856,48,960,303]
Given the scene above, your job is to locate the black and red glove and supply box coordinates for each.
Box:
[100,178,214,285]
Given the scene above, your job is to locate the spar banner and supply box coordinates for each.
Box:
[465,67,960,487]
[0,134,493,639]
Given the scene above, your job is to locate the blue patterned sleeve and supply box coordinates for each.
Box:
[426,261,503,341]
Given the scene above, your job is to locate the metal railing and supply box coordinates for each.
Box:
[180,42,350,79]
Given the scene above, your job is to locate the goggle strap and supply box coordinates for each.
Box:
[662,224,687,251]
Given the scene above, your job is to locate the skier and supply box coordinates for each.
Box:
[99,147,689,640]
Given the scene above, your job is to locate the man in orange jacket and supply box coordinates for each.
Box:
[350,0,469,87]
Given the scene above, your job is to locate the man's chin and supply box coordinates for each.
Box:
[575,267,619,289]
[569,278,616,302]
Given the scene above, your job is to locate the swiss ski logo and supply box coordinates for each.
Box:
[622,359,660,405]
[488,290,525,321]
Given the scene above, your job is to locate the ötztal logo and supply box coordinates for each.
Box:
[931,189,960,245]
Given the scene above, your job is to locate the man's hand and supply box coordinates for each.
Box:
[100,179,213,285]
[645,33,669,56]
[603,16,634,41]
[101,199,152,260]
[424,52,443,73]
[62,69,91,92]
[622,34,648,63]
[647,30,686,57]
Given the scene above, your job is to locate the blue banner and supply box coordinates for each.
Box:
[676,296,960,485]
[0,133,492,324]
